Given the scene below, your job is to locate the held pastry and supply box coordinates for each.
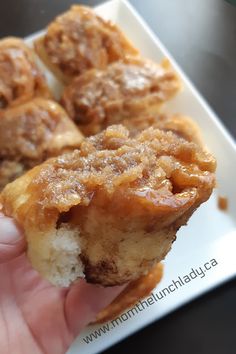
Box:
[61,57,181,136]
[0,37,51,109]
[0,98,83,190]
[34,5,139,84]
[0,125,216,287]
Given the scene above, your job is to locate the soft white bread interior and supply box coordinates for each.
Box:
[31,224,84,287]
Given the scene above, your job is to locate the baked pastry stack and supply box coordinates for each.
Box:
[61,57,181,135]
[0,38,83,190]
[34,5,139,84]
[0,5,216,322]
[0,98,83,190]
[0,37,51,109]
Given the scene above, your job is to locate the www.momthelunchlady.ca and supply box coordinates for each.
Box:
[83,258,218,344]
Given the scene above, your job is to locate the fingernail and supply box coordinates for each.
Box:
[0,216,22,244]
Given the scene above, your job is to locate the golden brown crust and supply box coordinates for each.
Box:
[94,262,163,324]
[0,125,216,285]
[122,114,203,146]
[35,5,139,84]
[0,37,51,109]
[0,98,83,190]
[61,57,180,135]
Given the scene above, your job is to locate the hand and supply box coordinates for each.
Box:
[0,213,123,354]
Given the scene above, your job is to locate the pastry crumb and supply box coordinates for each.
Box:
[218,196,228,211]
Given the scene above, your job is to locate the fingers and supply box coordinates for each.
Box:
[65,279,126,336]
[0,213,26,263]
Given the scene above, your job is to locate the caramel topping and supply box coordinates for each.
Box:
[27,125,216,214]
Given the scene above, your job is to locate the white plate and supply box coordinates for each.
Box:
[25,1,236,353]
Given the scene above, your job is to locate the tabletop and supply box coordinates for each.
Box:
[0,1,235,353]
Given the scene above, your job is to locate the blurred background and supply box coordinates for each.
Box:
[0,1,235,353]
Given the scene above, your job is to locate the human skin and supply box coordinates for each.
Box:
[0,213,123,354]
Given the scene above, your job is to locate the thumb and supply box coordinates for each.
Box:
[65,280,126,336]
[0,213,26,263]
